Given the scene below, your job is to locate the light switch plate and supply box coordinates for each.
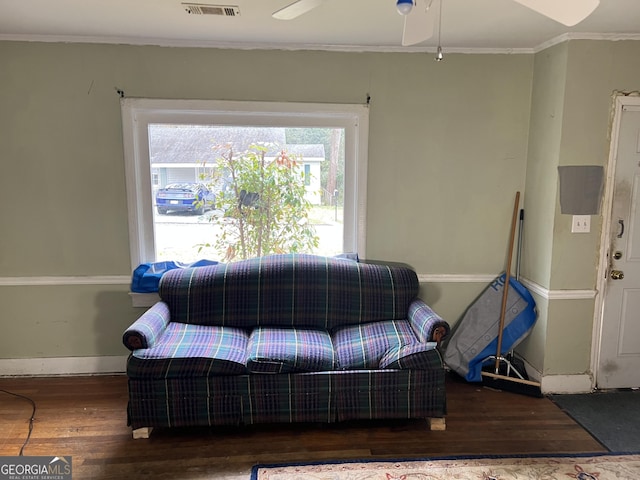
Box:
[572,215,591,233]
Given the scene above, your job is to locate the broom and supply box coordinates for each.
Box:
[480,192,543,397]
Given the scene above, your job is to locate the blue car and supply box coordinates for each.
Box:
[155,183,215,215]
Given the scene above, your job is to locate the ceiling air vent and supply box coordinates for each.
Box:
[182,3,240,16]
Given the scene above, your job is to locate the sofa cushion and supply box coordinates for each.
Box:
[332,320,417,370]
[379,343,442,370]
[158,254,419,330]
[246,327,336,374]
[129,322,249,377]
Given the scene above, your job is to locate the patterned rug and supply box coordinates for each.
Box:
[251,453,640,479]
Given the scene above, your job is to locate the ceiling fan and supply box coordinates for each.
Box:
[272,0,601,47]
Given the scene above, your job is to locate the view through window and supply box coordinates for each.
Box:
[120,99,368,268]
[149,124,345,263]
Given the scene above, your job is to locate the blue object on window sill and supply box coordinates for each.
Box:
[131,259,218,293]
[334,252,359,261]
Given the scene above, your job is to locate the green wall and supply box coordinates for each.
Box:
[2,39,639,383]
[521,42,568,290]
[0,285,138,358]
[521,40,640,377]
[0,41,533,361]
[544,40,640,377]
[518,42,568,375]
[552,40,640,291]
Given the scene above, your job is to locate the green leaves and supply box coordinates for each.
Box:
[208,143,319,262]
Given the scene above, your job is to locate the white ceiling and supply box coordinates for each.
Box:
[1,0,639,52]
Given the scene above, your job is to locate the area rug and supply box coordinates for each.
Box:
[251,453,640,479]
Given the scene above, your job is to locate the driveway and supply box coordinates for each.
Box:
[153,209,343,262]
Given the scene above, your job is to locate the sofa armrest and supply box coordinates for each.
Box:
[407,299,450,344]
[122,301,171,351]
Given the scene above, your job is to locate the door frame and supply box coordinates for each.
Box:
[592,93,640,389]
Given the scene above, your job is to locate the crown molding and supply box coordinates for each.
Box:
[0,33,533,53]
[533,32,640,53]
[1,32,638,54]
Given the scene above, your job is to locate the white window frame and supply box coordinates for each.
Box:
[121,98,369,270]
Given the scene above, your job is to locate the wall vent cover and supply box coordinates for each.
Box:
[182,3,240,16]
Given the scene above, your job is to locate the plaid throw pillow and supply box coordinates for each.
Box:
[379,342,441,370]
[246,327,336,374]
[332,320,417,370]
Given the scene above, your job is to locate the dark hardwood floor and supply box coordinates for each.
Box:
[0,374,605,479]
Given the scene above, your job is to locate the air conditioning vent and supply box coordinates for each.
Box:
[182,3,240,16]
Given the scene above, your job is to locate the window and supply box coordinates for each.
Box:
[121,99,368,269]
[304,164,311,186]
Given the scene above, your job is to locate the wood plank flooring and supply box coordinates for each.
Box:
[0,374,606,479]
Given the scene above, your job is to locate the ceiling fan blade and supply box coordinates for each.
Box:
[402,0,436,47]
[512,0,600,27]
[272,0,326,20]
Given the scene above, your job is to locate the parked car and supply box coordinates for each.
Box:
[155,183,216,215]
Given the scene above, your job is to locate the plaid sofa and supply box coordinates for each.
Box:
[123,254,450,434]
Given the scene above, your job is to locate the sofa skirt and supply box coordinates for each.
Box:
[127,369,446,430]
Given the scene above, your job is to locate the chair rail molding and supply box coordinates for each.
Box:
[418,274,597,301]
[0,276,131,286]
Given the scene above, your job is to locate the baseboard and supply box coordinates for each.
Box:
[516,356,593,394]
[0,355,128,376]
[0,356,594,394]
[540,374,594,394]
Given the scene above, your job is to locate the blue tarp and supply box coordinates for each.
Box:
[131,259,218,293]
[443,274,537,382]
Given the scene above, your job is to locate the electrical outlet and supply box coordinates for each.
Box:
[572,215,591,233]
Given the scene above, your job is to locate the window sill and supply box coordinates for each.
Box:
[129,292,160,308]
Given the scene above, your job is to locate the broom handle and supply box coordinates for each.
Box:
[516,209,524,282]
[495,191,520,373]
